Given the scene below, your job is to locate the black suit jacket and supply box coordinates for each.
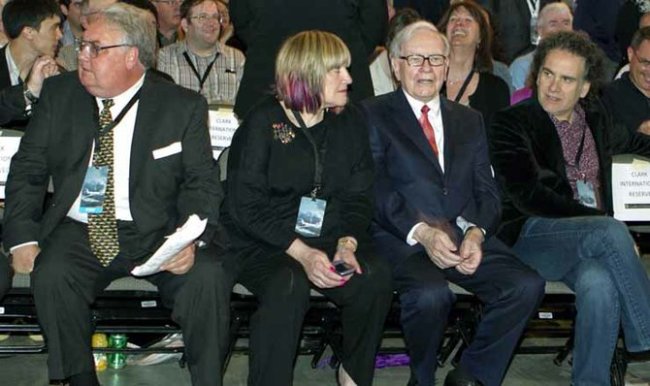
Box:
[0,46,28,129]
[361,90,501,265]
[230,0,387,118]
[3,71,223,254]
[488,97,650,246]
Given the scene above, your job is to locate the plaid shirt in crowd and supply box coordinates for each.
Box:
[157,40,245,106]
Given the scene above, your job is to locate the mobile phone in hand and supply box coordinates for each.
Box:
[333,260,355,276]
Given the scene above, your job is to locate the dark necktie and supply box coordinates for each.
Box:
[88,99,120,266]
[419,105,439,157]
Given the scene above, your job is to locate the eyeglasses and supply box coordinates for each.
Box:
[634,50,650,69]
[75,39,133,58]
[153,0,182,5]
[190,13,223,24]
[399,54,447,67]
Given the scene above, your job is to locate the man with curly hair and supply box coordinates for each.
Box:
[489,30,650,386]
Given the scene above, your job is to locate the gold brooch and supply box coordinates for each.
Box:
[272,122,295,144]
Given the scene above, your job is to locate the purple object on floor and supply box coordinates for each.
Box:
[375,354,410,369]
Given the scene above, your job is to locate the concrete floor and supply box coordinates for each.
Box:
[1,336,649,385]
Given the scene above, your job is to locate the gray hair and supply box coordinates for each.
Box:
[102,2,156,69]
[537,1,573,28]
[388,20,449,59]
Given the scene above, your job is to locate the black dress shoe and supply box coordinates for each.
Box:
[444,368,484,386]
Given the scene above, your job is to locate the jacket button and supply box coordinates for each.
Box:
[442,188,448,195]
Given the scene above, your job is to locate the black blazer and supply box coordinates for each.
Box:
[3,71,223,254]
[0,46,28,129]
[230,0,387,118]
[488,97,650,246]
[362,90,501,265]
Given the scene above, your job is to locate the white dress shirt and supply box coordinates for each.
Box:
[5,46,20,86]
[400,91,483,245]
[67,74,146,222]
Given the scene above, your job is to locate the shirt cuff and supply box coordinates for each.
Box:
[406,222,426,246]
[456,216,485,235]
[10,241,39,253]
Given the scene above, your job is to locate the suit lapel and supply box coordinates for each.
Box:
[0,46,13,89]
[440,98,456,182]
[129,73,157,197]
[530,99,569,181]
[58,84,96,211]
[390,90,443,174]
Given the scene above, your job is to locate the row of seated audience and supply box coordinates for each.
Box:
[0,0,649,386]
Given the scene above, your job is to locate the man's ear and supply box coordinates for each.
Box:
[579,80,591,98]
[628,46,634,64]
[180,18,189,34]
[390,56,401,82]
[60,4,69,17]
[125,46,139,69]
[20,26,36,41]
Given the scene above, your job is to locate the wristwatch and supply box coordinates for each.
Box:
[23,84,39,104]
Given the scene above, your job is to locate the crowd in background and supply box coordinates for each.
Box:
[0,1,650,386]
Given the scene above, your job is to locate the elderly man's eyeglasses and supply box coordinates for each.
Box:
[75,39,133,58]
[400,54,447,67]
[634,50,650,69]
[190,13,223,24]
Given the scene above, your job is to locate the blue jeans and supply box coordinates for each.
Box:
[512,216,650,386]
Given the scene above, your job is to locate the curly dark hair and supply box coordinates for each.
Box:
[530,30,605,95]
[437,0,493,72]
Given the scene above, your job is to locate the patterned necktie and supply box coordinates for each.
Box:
[88,99,120,266]
[419,105,439,157]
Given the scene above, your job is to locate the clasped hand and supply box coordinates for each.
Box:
[414,224,483,275]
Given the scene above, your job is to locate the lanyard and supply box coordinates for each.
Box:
[573,123,588,172]
[452,70,474,103]
[93,90,141,154]
[291,110,328,199]
[183,51,219,92]
[526,0,540,18]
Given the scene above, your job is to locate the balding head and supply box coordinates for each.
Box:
[537,1,573,40]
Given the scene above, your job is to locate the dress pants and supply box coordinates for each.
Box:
[0,253,12,301]
[392,237,544,386]
[231,245,393,386]
[31,220,235,386]
[512,216,650,386]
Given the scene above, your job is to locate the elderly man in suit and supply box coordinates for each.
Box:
[360,21,544,386]
[4,3,231,385]
[489,30,650,386]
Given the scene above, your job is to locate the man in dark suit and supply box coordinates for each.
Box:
[4,3,231,385]
[489,31,650,386]
[361,21,544,386]
[0,0,62,129]
[229,0,387,118]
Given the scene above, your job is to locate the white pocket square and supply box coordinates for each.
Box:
[152,142,182,160]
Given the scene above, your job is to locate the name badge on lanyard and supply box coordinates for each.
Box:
[80,166,109,213]
[291,110,328,238]
[577,179,597,208]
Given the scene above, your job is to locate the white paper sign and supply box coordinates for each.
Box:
[208,106,239,160]
[612,154,650,221]
[0,135,21,199]
[131,214,208,277]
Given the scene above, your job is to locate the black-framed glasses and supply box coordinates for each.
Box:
[399,54,447,67]
[190,13,223,24]
[75,39,133,58]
